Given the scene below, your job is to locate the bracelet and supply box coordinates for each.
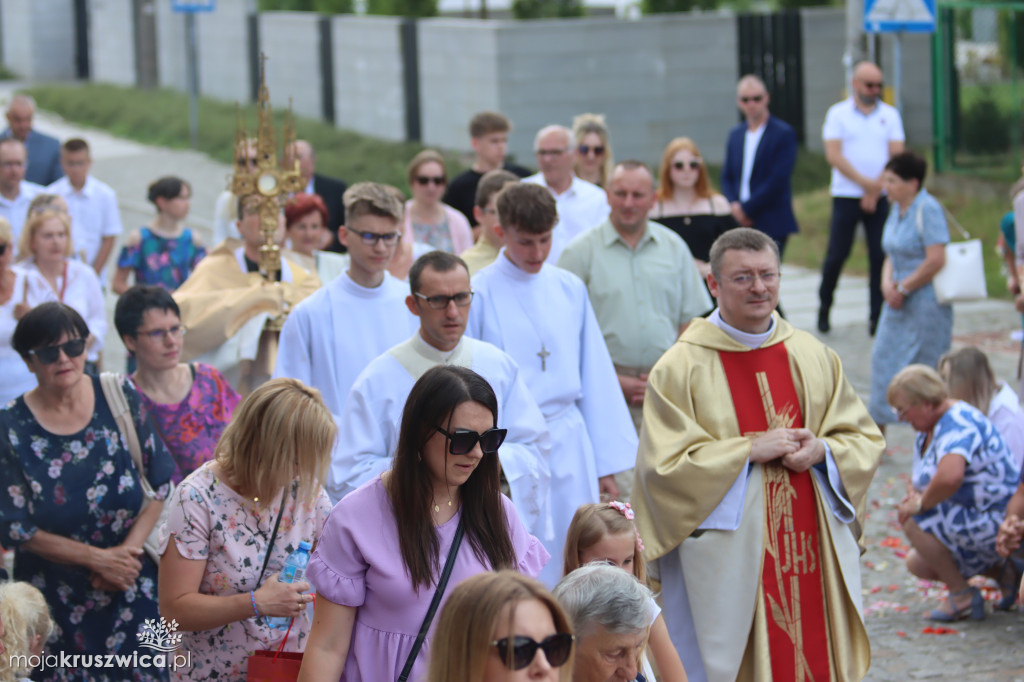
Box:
[896,282,910,296]
[913,496,924,514]
[250,590,260,618]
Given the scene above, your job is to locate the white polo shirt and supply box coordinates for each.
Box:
[822,98,905,198]
[0,180,42,251]
[48,174,123,265]
[522,173,609,263]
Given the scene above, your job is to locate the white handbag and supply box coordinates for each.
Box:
[916,202,987,305]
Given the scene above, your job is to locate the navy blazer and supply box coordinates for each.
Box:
[313,172,348,253]
[720,116,798,240]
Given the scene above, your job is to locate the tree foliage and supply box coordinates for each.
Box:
[512,0,586,19]
[366,0,438,16]
[642,0,719,12]
[258,0,354,12]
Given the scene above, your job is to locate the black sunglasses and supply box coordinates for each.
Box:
[861,81,884,89]
[492,634,574,670]
[739,95,764,103]
[578,144,605,156]
[415,175,446,186]
[0,242,7,256]
[673,160,702,170]
[435,425,507,455]
[27,338,86,364]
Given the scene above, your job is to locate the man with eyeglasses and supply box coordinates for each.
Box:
[632,227,883,682]
[720,74,799,257]
[819,60,905,336]
[274,182,418,431]
[0,138,42,248]
[330,251,552,530]
[174,193,321,395]
[523,125,609,264]
[0,94,62,186]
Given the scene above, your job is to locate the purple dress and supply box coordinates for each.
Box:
[306,476,548,681]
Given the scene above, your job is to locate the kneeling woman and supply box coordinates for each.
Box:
[890,364,1019,621]
[298,366,548,681]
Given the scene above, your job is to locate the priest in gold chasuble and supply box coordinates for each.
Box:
[632,228,884,682]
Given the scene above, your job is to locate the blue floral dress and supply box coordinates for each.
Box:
[0,375,174,682]
[116,227,206,292]
[912,401,1020,576]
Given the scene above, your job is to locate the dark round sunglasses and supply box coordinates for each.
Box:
[27,338,87,364]
[492,633,574,670]
[435,426,507,455]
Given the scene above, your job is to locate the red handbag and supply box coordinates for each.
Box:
[246,619,303,681]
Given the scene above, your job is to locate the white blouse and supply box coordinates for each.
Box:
[20,259,107,362]
[0,267,57,403]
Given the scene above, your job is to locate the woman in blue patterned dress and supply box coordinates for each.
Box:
[889,365,1019,622]
[0,302,174,681]
[868,151,951,435]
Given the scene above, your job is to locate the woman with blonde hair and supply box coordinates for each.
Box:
[428,570,574,682]
[0,581,54,682]
[158,378,335,680]
[403,149,473,254]
[939,347,1024,470]
[572,113,613,188]
[16,209,106,372]
[0,216,55,404]
[650,137,736,278]
[889,364,1018,621]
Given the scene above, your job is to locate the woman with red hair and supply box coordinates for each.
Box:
[286,193,347,281]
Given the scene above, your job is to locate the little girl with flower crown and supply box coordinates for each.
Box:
[563,501,687,682]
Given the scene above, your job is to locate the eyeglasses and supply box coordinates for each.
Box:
[861,81,884,90]
[890,403,912,419]
[536,148,568,157]
[415,175,446,186]
[435,425,507,455]
[727,271,780,287]
[578,144,605,156]
[351,229,401,246]
[27,338,86,364]
[740,95,765,103]
[673,160,702,170]
[415,291,473,309]
[135,325,186,342]
[0,160,24,169]
[492,634,574,670]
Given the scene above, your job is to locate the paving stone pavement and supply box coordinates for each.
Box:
[9,82,1024,680]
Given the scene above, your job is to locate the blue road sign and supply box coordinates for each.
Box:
[171,0,215,12]
[865,0,936,33]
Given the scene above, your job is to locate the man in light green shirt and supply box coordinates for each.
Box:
[460,168,518,276]
[558,160,711,430]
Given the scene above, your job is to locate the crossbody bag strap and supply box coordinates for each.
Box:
[99,372,153,498]
[256,490,288,588]
[397,517,465,682]
[940,204,971,240]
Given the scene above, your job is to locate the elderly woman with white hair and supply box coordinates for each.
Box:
[553,563,655,682]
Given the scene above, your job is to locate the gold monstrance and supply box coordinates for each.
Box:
[229,53,303,329]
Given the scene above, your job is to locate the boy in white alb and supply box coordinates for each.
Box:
[275,183,418,495]
[466,182,637,586]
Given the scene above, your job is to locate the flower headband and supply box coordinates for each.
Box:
[607,500,645,552]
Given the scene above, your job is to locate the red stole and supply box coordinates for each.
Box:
[719,343,831,681]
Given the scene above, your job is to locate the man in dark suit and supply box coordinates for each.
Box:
[1,94,63,186]
[295,139,348,252]
[720,75,798,257]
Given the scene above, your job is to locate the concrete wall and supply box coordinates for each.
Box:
[260,12,322,121]
[195,0,254,103]
[90,0,136,87]
[1,0,35,81]
[3,0,76,81]
[155,3,188,92]
[490,13,737,166]
[801,8,848,153]
[881,32,934,147]
[332,16,406,142]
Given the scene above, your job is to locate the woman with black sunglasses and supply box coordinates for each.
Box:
[428,570,574,682]
[403,149,474,256]
[298,365,548,682]
[0,302,174,681]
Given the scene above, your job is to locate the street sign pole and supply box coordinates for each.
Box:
[172,1,216,149]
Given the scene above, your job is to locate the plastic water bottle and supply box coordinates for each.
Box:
[266,540,312,630]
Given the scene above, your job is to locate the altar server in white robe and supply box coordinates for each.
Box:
[333,251,553,530]
[275,182,418,423]
[466,182,638,585]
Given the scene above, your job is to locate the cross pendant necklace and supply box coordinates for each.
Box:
[538,343,550,372]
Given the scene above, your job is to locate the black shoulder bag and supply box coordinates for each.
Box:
[397,517,465,682]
